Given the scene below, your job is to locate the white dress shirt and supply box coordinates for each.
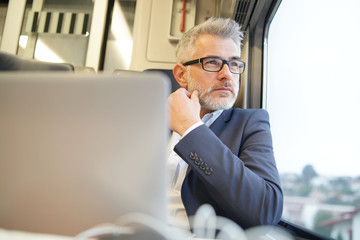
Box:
[167,110,223,230]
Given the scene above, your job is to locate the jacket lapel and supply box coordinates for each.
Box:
[209,108,233,136]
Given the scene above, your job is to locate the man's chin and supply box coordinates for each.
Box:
[200,97,236,111]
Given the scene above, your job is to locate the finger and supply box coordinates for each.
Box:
[182,88,191,98]
[190,90,199,102]
[174,87,191,98]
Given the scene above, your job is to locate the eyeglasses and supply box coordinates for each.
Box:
[183,57,246,74]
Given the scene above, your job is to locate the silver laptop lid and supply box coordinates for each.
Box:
[0,72,170,236]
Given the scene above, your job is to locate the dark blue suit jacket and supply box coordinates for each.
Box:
[174,108,283,229]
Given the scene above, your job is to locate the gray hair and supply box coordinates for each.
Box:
[175,17,244,63]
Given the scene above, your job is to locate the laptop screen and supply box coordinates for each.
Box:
[0,72,170,236]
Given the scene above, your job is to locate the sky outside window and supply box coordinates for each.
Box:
[266,0,360,178]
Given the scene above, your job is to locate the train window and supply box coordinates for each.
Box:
[266,0,360,239]
[103,0,137,71]
[0,3,6,42]
[17,0,94,66]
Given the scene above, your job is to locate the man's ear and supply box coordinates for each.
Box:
[173,64,188,88]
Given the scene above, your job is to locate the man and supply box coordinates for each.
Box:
[167,17,283,231]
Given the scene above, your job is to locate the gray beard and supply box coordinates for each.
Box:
[186,72,239,111]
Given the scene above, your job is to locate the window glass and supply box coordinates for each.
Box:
[17,0,93,66]
[103,0,137,71]
[266,0,360,238]
[0,3,7,44]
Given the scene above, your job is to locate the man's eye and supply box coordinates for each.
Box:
[230,61,241,67]
[205,60,220,66]
[230,62,240,67]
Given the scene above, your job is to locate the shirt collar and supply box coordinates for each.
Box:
[202,110,223,127]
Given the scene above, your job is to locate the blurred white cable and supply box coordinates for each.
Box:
[75,223,133,240]
[245,225,294,240]
[74,204,295,240]
[115,212,192,240]
[214,216,248,240]
[190,204,295,240]
[191,204,217,238]
[190,204,247,240]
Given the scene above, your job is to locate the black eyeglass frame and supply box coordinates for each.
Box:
[182,57,246,74]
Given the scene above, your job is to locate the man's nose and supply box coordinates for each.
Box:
[218,62,233,79]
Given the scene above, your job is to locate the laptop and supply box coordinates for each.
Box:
[0,72,170,237]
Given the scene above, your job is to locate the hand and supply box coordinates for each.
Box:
[168,88,201,136]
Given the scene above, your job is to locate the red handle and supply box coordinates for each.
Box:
[180,0,186,32]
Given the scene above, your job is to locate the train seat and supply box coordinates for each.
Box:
[144,68,180,93]
[0,51,74,71]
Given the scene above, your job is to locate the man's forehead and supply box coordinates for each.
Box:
[203,55,242,60]
[194,34,237,44]
[193,34,240,54]
[192,36,240,59]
